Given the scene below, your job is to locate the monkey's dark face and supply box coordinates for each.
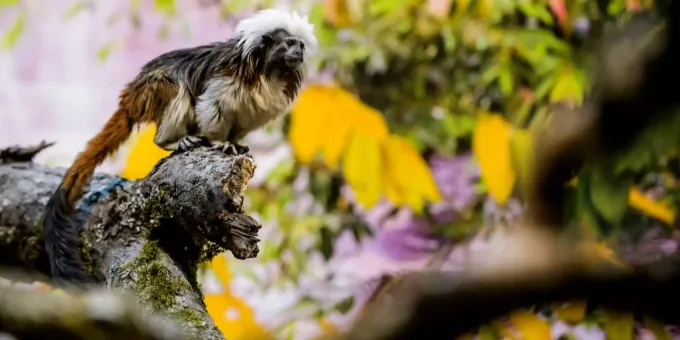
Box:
[261,29,305,70]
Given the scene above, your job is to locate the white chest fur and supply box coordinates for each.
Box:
[195,75,295,142]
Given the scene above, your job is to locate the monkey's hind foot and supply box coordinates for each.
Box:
[232,143,250,156]
[174,136,211,154]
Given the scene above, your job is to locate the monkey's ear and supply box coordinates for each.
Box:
[261,34,274,46]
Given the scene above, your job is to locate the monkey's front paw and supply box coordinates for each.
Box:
[176,136,211,154]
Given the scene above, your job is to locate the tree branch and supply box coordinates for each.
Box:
[0,277,187,340]
[340,229,680,340]
[0,142,262,339]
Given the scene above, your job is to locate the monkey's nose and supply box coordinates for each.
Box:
[292,50,303,59]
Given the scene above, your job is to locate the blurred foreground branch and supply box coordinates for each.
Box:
[0,141,262,339]
[0,280,185,340]
[341,6,680,340]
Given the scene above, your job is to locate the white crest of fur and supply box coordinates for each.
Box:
[235,9,317,61]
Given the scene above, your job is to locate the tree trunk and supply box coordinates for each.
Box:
[0,141,261,339]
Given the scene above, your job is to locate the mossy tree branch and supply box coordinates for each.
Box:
[0,142,262,339]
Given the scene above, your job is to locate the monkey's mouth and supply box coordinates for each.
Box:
[285,56,303,66]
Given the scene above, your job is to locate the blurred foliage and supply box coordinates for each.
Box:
[205,254,272,340]
[289,84,441,211]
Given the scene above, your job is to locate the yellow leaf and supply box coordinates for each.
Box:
[350,101,389,143]
[478,0,494,18]
[205,293,272,340]
[289,85,389,166]
[383,138,407,207]
[120,124,171,180]
[323,0,351,27]
[509,310,551,340]
[473,114,516,204]
[593,242,621,265]
[601,309,634,340]
[343,131,383,209]
[629,188,675,225]
[321,104,353,169]
[591,242,627,269]
[552,300,587,324]
[210,253,232,291]
[289,85,333,164]
[205,254,271,340]
[509,128,535,198]
[383,135,441,213]
[314,318,337,339]
[456,0,471,12]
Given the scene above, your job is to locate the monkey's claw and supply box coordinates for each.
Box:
[209,142,238,156]
[232,143,250,155]
[223,143,239,156]
[212,142,251,157]
[175,136,211,154]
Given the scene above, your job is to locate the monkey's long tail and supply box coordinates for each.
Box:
[43,107,133,288]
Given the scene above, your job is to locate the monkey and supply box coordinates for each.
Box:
[42,9,317,288]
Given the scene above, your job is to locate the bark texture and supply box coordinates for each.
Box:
[0,141,262,339]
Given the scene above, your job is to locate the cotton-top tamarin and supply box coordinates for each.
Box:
[42,9,317,287]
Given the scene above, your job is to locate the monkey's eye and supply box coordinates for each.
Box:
[299,42,305,50]
[286,40,296,47]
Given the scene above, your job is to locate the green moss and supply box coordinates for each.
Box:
[171,309,207,329]
[79,232,95,274]
[121,240,193,312]
[199,242,222,263]
[140,188,173,221]
[116,190,210,330]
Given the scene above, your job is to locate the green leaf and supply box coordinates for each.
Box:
[498,67,514,96]
[334,296,354,314]
[478,325,498,340]
[220,0,250,17]
[63,1,87,19]
[1,12,25,49]
[642,316,671,340]
[319,226,334,261]
[601,310,634,340]
[575,170,602,236]
[0,0,19,7]
[368,0,409,15]
[517,2,554,25]
[96,40,122,62]
[153,0,175,16]
[157,21,171,40]
[614,110,680,174]
[589,165,631,224]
